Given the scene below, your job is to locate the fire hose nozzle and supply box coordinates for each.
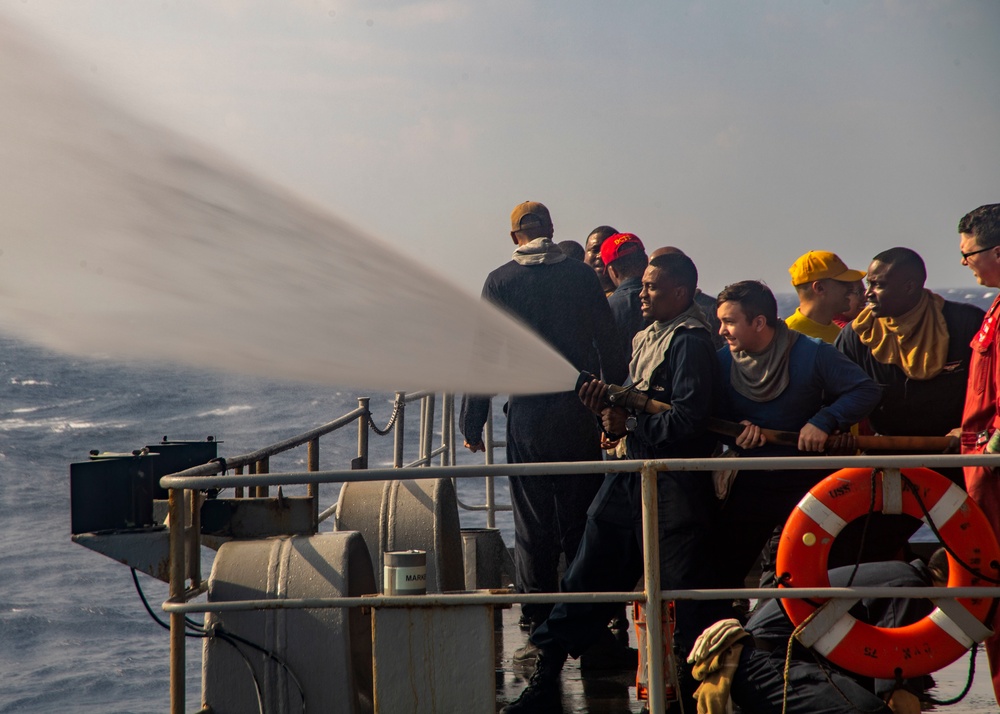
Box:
[575,371,651,413]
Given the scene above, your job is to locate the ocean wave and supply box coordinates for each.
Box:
[10,398,92,415]
[8,378,52,386]
[0,417,130,432]
[195,405,253,417]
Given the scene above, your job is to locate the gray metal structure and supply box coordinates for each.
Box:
[69,392,1000,714]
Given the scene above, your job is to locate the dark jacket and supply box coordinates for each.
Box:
[460,257,627,451]
[608,275,646,360]
[834,300,984,436]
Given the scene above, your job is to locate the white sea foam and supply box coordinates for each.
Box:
[9,378,53,387]
[0,16,578,397]
[196,405,254,418]
[0,417,129,432]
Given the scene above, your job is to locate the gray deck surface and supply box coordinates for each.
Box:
[493,604,995,713]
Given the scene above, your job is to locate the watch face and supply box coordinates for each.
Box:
[626,415,637,432]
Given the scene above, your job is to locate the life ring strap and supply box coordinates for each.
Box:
[811,612,857,658]
[797,491,848,537]
[930,601,993,648]
[923,483,967,530]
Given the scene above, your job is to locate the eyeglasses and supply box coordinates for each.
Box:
[962,245,995,260]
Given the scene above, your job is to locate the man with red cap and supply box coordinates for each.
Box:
[601,232,649,359]
[786,250,866,343]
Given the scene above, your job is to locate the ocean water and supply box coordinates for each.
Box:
[2,288,997,713]
[0,332,512,713]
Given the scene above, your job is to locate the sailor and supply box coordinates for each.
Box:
[786,250,866,343]
[710,554,945,714]
[710,280,881,590]
[500,252,727,713]
[955,202,1000,704]
[556,238,585,261]
[832,279,865,328]
[833,247,983,562]
[583,225,619,296]
[650,245,725,350]
[601,232,649,359]
[460,201,627,636]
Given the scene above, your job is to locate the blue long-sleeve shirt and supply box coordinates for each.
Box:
[717,333,881,456]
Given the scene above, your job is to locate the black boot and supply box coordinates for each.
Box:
[500,646,567,713]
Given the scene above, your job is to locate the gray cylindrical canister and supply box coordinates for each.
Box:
[384,549,427,595]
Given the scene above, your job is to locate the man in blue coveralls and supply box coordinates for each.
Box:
[460,201,627,636]
[501,252,727,713]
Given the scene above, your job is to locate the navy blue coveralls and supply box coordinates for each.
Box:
[733,560,935,714]
[460,256,626,627]
[530,324,729,678]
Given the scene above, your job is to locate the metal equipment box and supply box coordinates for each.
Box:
[70,452,157,534]
[145,437,218,498]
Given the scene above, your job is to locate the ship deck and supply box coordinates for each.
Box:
[492,600,995,713]
[494,604,646,713]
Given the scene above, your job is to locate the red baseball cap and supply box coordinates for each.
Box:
[600,232,644,268]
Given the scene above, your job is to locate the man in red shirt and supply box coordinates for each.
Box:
[957,202,1000,703]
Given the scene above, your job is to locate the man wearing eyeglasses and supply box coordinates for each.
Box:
[956,203,1000,706]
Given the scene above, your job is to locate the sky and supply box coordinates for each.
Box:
[5,0,1000,296]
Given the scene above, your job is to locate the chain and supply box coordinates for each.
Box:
[368,399,401,436]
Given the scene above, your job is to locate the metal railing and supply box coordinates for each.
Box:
[160,450,1000,714]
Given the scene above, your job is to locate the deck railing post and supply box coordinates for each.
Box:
[357,397,370,469]
[168,487,186,714]
[484,402,496,528]
[308,438,319,528]
[255,457,269,497]
[422,393,435,467]
[445,394,456,467]
[641,463,665,714]
[393,391,405,468]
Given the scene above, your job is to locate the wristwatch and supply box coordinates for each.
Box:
[624,414,638,433]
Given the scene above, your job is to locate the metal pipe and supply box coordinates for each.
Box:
[422,393,435,467]
[484,403,497,528]
[168,488,185,714]
[162,583,1000,614]
[441,395,453,467]
[255,457,269,498]
[641,463,665,714]
[162,453,1000,491]
[317,502,338,523]
[307,437,319,529]
[357,397,370,470]
[418,395,427,465]
[188,492,200,589]
[393,391,405,468]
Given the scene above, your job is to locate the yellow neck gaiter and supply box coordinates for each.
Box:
[851,289,949,380]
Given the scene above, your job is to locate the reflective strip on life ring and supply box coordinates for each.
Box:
[776,467,1000,679]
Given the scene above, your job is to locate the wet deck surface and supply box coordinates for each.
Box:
[492,604,995,713]
[494,605,646,714]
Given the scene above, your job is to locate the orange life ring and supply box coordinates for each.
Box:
[776,466,1000,679]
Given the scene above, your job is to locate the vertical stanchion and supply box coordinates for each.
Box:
[393,391,405,468]
[256,457,269,498]
[445,394,456,467]
[308,437,319,529]
[422,393,435,466]
[188,490,201,589]
[168,487,186,714]
[484,403,496,528]
[641,463,665,714]
[357,397,370,469]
